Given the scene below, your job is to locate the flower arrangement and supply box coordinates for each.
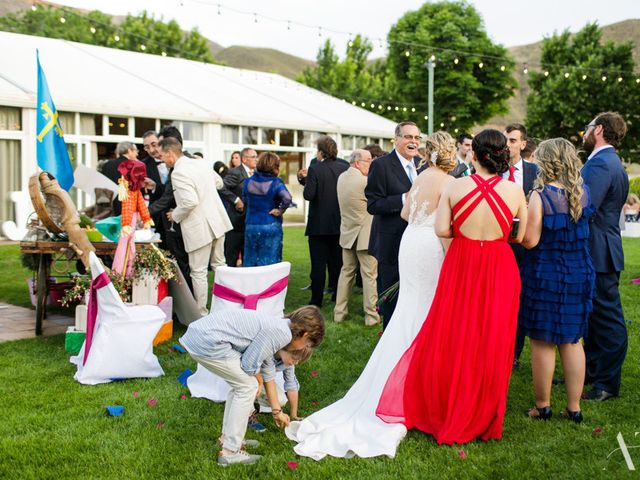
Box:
[375,281,400,313]
[132,244,178,282]
[60,272,132,306]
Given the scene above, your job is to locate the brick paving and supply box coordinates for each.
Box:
[0,303,74,342]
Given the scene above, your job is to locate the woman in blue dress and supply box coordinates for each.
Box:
[243,152,293,266]
[521,138,595,423]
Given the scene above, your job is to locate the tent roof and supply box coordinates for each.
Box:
[0,31,397,138]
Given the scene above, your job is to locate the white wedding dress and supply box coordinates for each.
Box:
[286,188,444,459]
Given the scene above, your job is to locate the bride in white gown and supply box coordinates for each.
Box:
[286,132,459,459]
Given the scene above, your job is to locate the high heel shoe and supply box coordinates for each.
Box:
[524,405,552,420]
[559,409,583,424]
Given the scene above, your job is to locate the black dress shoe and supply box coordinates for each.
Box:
[581,388,616,401]
[559,409,583,423]
[512,358,521,370]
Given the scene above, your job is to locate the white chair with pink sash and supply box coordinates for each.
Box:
[70,252,165,385]
[186,262,291,402]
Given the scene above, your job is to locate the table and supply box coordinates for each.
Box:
[19,240,157,335]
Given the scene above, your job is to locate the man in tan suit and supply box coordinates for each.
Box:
[159,137,232,315]
[334,149,379,326]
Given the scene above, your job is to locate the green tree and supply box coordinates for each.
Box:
[526,23,639,161]
[386,0,517,132]
[0,5,215,63]
[298,35,384,106]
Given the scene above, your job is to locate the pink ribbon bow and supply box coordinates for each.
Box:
[212,276,289,310]
[83,271,111,365]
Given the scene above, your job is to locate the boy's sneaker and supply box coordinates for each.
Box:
[247,413,266,433]
[217,450,261,467]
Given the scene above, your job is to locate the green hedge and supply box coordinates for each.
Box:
[630,176,640,197]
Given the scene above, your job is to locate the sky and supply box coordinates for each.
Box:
[48,0,640,60]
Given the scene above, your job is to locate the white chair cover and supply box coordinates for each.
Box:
[70,252,165,385]
[187,262,290,402]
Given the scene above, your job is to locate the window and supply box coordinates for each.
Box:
[183,121,203,141]
[263,128,276,145]
[135,117,156,138]
[221,125,239,144]
[0,140,21,222]
[0,107,21,130]
[279,129,294,147]
[242,126,258,145]
[354,136,366,148]
[58,111,76,135]
[342,136,355,150]
[298,131,321,148]
[80,114,99,135]
[383,138,394,152]
[108,116,128,135]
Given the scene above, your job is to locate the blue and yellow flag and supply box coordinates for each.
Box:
[36,51,74,191]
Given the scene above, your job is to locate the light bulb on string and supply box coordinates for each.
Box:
[161,51,167,57]
[544,71,549,77]
[523,65,528,74]
[378,105,383,109]
[454,128,459,133]
[140,44,146,51]
[351,100,356,105]
[582,74,587,80]
[411,107,416,112]
[114,34,120,41]
[387,106,392,110]
[424,115,429,120]
[618,77,623,82]
[564,72,570,78]
[59,17,66,23]
[478,62,483,69]
[360,102,365,107]
[454,58,459,64]
[430,54,436,61]
[500,65,506,71]
[403,107,407,112]
[602,75,607,82]
[370,103,375,108]
[405,50,410,57]
[440,122,445,127]
[395,106,399,111]
[90,26,96,34]
[636,78,640,84]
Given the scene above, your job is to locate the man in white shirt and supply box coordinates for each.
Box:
[159,137,232,315]
[503,123,539,368]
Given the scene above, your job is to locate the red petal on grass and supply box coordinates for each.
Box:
[133,391,140,398]
[167,347,175,353]
[594,427,603,434]
[180,394,187,400]
[310,370,318,378]
[287,461,298,470]
[156,422,164,429]
[377,331,383,337]
[312,401,320,406]
[458,450,466,459]
[147,399,157,407]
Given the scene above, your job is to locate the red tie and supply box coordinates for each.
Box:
[508,166,516,182]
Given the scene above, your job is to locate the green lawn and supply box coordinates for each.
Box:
[1,229,639,479]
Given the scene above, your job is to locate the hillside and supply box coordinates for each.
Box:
[215,45,314,79]
[482,18,640,131]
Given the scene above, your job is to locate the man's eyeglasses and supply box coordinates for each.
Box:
[143,142,158,152]
[584,123,597,132]
[398,134,422,141]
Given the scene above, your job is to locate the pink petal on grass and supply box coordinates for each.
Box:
[156,422,165,429]
[133,391,140,398]
[147,399,157,407]
[310,370,318,378]
[180,394,187,400]
[458,450,466,459]
[287,461,298,470]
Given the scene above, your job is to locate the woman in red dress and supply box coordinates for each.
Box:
[376,129,528,445]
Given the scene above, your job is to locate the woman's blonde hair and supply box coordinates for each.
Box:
[534,138,584,222]
[419,131,457,172]
[626,193,640,206]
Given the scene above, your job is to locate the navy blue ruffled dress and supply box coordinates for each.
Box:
[520,185,595,345]
[242,171,293,267]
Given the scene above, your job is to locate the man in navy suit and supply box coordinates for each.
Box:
[503,123,540,368]
[580,112,629,401]
[365,121,422,329]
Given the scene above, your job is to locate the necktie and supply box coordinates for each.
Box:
[508,166,516,182]
[406,164,415,184]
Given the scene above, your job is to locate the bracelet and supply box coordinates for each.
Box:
[271,409,282,416]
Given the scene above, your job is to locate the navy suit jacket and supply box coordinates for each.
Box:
[365,150,414,264]
[511,160,539,265]
[220,165,249,231]
[581,147,629,273]
[303,159,349,236]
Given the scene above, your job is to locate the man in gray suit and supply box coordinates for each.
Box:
[334,149,379,326]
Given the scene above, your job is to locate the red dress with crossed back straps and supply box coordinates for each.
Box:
[376,175,521,445]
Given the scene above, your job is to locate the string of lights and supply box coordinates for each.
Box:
[30,0,640,116]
